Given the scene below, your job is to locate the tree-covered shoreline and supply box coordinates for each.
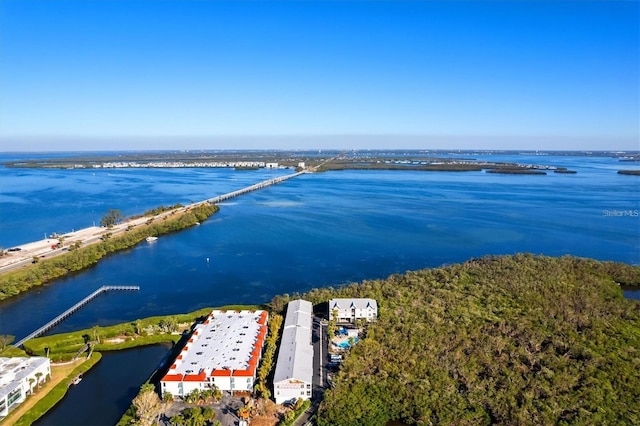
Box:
[0,203,218,301]
[292,254,640,425]
[3,254,639,425]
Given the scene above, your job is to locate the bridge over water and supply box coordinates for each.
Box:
[205,170,307,204]
[7,171,307,346]
[14,285,140,347]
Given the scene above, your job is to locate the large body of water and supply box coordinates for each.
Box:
[0,152,638,424]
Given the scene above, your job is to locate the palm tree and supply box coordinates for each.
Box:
[28,378,35,394]
[35,372,43,388]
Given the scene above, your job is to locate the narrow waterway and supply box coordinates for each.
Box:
[623,288,640,301]
[34,344,170,426]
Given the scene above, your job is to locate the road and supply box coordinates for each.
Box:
[0,205,191,274]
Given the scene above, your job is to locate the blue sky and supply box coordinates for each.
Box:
[0,0,638,151]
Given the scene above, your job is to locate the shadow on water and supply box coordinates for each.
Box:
[34,344,170,426]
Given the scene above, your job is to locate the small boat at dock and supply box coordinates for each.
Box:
[146,236,158,242]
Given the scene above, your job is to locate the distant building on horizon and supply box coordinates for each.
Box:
[0,357,51,418]
[160,310,268,398]
[273,299,314,404]
[329,298,378,323]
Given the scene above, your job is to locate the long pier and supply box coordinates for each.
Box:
[206,171,307,204]
[14,285,140,347]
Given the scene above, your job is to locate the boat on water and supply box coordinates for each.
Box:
[71,375,82,385]
[146,236,158,242]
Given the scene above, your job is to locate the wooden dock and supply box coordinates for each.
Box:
[14,285,140,347]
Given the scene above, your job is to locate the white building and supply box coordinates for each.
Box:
[329,298,378,323]
[0,357,51,418]
[161,310,268,398]
[265,163,279,169]
[273,299,314,404]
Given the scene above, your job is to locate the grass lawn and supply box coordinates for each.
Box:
[1,358,85,425]
[3,304,264,425]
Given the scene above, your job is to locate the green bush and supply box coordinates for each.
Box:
[312,255,640,425]
[280,399,311,426]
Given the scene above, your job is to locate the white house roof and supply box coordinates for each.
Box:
[273,299,314,385]
[329,298,378,311]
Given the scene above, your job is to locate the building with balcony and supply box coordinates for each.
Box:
[0,357,51,418]
[328,298,378,323]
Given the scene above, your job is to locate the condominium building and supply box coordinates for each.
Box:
[161,310,268,398]
[328,298,378,323]
[0,357,51,418]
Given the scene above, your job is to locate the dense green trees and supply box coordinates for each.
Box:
[169,406,219,426]
[305,255,640,426]
[254,313,283,399]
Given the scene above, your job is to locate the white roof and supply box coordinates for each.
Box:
[0,357,49,400]
[283,299,313,330]
[273,299,313,385]
[287,299,313,315]
[283,310,312,330]
[329,298,378,310]
[167,310,266,376]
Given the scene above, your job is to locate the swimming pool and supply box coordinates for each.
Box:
[336,338,360,349]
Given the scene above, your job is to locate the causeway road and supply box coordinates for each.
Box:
[0,170,307,275]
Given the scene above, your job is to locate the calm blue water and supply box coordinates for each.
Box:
[0,165,291,248]
[0,152,638,422]
[34,344,170,426]
[0,153,638,341]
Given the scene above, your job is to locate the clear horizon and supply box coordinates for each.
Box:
[1,1,638,151]
[1,134,638,153]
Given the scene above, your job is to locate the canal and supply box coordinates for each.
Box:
[34,344,170,426]
[33,288,640,424]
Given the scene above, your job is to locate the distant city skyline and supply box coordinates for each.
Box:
[1,1,638,151]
